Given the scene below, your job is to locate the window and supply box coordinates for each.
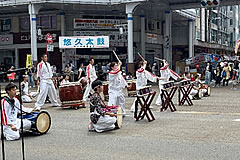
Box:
[230,19,233,26]
[20,15,57,31]
[157,22,160,29]
[0,19,11,32]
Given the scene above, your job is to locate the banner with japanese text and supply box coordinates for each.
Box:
[59,36,109,48]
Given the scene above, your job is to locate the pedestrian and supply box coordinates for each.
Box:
[222,62,231,86]
[27,64,34,88]
[83,58,98,102]
[34,54,60,110]
[78,63,85,80]
[231,69,237,90]
[214,67,221,88]
[205,62,211,85]
[7,66,16,83]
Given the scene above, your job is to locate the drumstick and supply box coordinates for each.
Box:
[113,50,121,63]
[138,52,146,61]
[154,57,165,61]
[37,85,40,93]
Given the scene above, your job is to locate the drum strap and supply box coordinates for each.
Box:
[96,93,107,107]
[3,96,28,114]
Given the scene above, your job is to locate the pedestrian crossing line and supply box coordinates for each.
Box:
[174,111,240,116]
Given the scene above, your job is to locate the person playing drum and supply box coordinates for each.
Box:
[130,60,160,111]
[1,83,36,141]
[34,54,60,110]
[21,75,38,103]
[83,58,98,102]
[195,73,207,97]
[108,61,127,115]
[155,60,183,105]
[183,72,198,100]
[88,80,117,133]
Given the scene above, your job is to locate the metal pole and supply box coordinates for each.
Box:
[127,13,133,63]
[18,72,25,160]
[0,83,5,160]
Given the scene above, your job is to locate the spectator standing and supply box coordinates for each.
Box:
[222,62,231,86]
[27,64,34,88]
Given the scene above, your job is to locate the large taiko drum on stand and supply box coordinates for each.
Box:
[103,81,109,101]
[59,82,85,109]
[127,79,137,97]
[104,106,122,128]
[20,111,51,134]
[59,82,83,102]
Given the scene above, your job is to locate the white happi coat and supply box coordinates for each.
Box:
[83,64,98,101]
[108,68,127,114]
[34,61,59,109]
[131,65,158,111]
[1,97,32,140]
[155,65,180,105]
[21,81,38,103]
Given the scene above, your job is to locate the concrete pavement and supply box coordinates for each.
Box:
[1,85,240,160]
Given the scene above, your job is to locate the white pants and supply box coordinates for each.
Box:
[130,98,137,111]
[155,84,164,105]
[35,81,59,109]
[92,115,116,133]
[22,92,38,103]
[108,92,126,114]
[83,82,92,101]
[201,88,207,96]
[4,119,31,141]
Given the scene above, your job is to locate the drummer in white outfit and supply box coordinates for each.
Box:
[130,60,159,111]
[34,54,60,110]
[83,58,98,102]
[108,61,127,114]
[21,75,38,103]
[155,60,181,105]
[1,83,33,141]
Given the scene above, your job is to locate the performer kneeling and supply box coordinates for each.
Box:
[88,80,117,133]
[21,75,38,103]
[1,83,35,141]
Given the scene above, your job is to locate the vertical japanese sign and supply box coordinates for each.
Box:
[26,54,32,74]
[59,36,109,48]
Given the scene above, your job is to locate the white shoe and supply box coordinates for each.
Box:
[88,122,95,131]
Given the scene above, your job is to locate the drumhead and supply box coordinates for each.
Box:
[117,107,122,128]
[198,89,202,98]
[36,111,51,134]
[207,87,211,96]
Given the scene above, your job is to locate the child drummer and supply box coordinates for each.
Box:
[1,83,35,141]
[88,80,117,133]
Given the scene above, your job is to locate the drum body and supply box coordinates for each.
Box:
[103,82,109,96]
[21,111,51,134]
[59,83,83,102]
[163,81,175,90]
[207,86,211,96]
[138,86,152,95]
[105,106,122,128]
[127,80,136,91]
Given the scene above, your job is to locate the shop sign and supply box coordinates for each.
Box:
[147,33,158,44]
[13,32,60,44]
[59,36,109,48]
[73,18,126,29]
